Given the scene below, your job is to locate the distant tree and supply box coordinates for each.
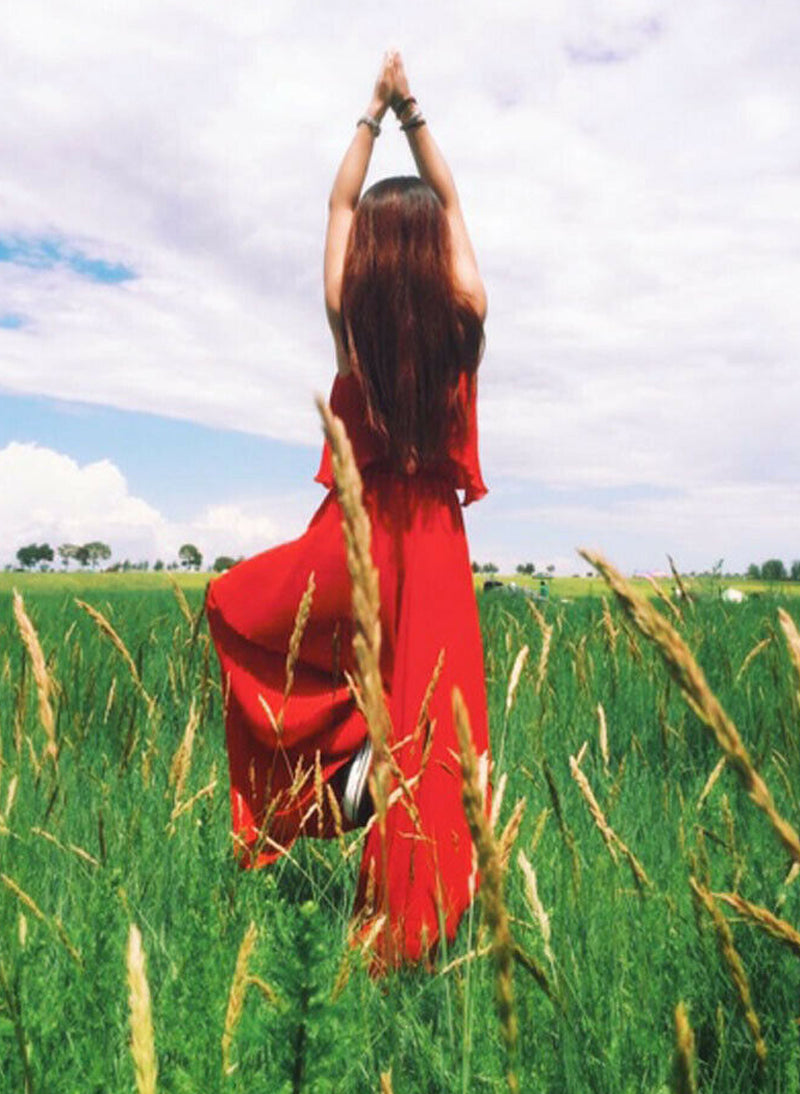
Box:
[516,562,535,576]
[761,558,787,581]
[213,555,236,573]
[482,562,499,574]
[471,560,480,573]
[82,541,112,570]
[58,543,79,569]
[74,545,90,568]
[154,559,164,571]
[746,563,760,580]
[791,560,800,582]
[16,543,53,570]
[178,543,203,571]
[546,564,555,575]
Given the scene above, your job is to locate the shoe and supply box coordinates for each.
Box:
[342,738,374,826]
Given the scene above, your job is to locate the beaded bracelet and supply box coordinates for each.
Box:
[356,114,381,137]
[400,111,426,132]
[392,95,417,117]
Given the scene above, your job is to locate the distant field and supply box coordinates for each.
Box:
[2,568,800,1090]
[4,569,799,601]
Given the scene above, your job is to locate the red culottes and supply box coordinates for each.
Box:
[205,467,489,966]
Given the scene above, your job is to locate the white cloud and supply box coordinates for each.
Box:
[0,443,308,566]
[1,0,799,571]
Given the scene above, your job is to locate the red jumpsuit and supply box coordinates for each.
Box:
[205,370,490,966]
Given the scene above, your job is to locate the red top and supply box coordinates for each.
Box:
[315,370,488,506]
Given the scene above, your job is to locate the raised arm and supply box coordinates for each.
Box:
[390,53,487,322]
[324,54,393,374]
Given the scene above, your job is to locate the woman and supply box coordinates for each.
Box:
[206,50,490,969]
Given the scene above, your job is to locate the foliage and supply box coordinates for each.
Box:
[178,543,203,571]
[213,556,237,573]
[15,543,54,569]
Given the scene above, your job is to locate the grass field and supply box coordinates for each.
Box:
[2,570,800,1091]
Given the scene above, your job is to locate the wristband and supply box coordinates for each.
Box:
[356,114,381,137]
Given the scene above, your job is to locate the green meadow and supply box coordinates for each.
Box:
[1,572,800,1091]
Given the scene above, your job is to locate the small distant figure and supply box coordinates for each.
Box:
[539,579,549,600]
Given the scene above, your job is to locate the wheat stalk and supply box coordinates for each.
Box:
[517,850,555,972]
[713,891,800,958]
[280,570,315,724]
[222,921,257,1075]
[597,702,610,774]
[453,686,518,1094]
[505,645,529,717]
[169,576,193,626]
[569,755,652,889]
[75,599,155,713]
[581,549,800,867]
[697,755,726,811]
[127,924,158,1094]
[689,877,767,1063]
[778,608,800,701]
[317,399,391,814]
[169,700,199,805]
[672,1001,698,1094]
[527,602,553,696]
[12,590,58,762]
[736,636,771,682]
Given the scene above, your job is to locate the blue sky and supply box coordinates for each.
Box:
[1,0,799,573]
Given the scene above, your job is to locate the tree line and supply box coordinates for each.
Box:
[10,541,242,574]
[746,558,800,581]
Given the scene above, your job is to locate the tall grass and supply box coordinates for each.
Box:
[1,572,799,1091]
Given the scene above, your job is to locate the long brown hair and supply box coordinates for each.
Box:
[341,176,484,469]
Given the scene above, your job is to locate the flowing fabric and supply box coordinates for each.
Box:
[205,370,489,965]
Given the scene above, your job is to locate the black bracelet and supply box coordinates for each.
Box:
[392,95,417,117]
[400,114,426,132]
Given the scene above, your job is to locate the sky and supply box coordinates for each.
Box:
[1,0,799,574]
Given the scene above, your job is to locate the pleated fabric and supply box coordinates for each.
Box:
[205,371,489,965]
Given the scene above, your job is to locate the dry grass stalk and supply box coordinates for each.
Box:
[713,891,800,958]
[248,974,279,1006]
[736,636,771,682]
[697,756,726,812]
[75,599,155,713]
[168,771,217,826]
[3,774,19,824]
[127,924,158,1094]
[380,1069,394,1093]
[527,601,553,696]
[314,750,324,838]
[453,687,518,1094]
[280,571,315,724]
[498,798,527,873]
[601,597,618,654]
[517,850,555,971]
[169,700,199,804]
[667,554,693,606]
[689,877,767,1064]
[222,920,258,1075]
[581,548,800,867]
[12,590,58,762]
[569,755,619,863]
[31,826,100,868]
[1,872,47,921]
[415,649,445,743]
[317,399,391,821]
[325,783,347,854]
[643,572,683,624]
[597,702,610,774]
[531,807,549,852]
[169,576,193,626]
[778,608,800,701]
[505,645,529,717]
[569,755,652,889]
[672,1001,698,1094]
[490,772,508,833]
